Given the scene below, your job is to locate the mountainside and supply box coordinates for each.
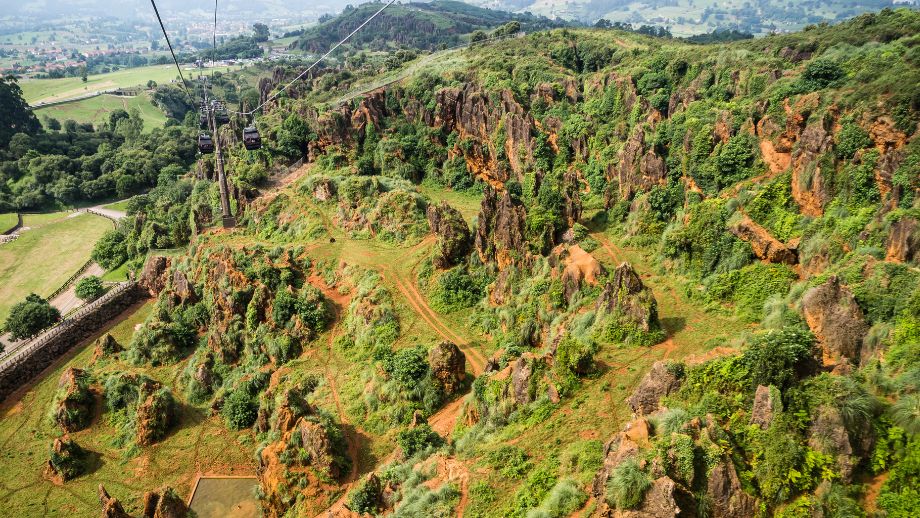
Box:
[469,0,920,36]
[2,6,920,518]
[292,0,568,52]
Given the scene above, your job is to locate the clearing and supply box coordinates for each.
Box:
[34,94,167,131]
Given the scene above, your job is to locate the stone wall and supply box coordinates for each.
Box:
[0,282,144,402]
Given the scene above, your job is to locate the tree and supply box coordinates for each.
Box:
[0,75,41,148]
[80,66,87,83]
[91,229,129,269]
[470,30,488,44]
[75,276,105,302]
[5,294,61,341]
[252,23,270,43]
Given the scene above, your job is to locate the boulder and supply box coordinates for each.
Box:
[426,202,472,268]
[510,356,535,406]
[99,484,131,518]
[800,276,869,365]
[598,263,660,333]
[298,418,341,479]
[808,406,855,482]
[560,245,605,302]
[45,436,86,483]
[706,459,757,518]
[139,256,170,296]
[92,333,122,362]
[628,361,684,416]
[428,342,467,397]
[791,120,834,217]
[616,476,695,518]
[171,269,197,304]
[729,216,797,265]
[750,385,779,429]
[135,382,175,446]
[593,418,652,499]
[54,367,94,433]
[142,486,189,518]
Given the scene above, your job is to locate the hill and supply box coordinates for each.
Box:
[292,0,568,52]
[468,0,920,36]
[2,7,920,518]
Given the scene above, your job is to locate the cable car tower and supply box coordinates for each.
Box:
[197,76,235,228]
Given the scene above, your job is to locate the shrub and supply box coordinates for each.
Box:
[5,293,60,340]
[606,458,651,509]
[75,276,105,301]
[744,327,817,390]
[799,59,844,91]
[430,267,484,312]
[91,229,128,269]
[396,424,443,458]
[222,388,258,430]
[835,123,872,159]
[383,346,430,386]
[526,478,587,518]
[487,445,531,479]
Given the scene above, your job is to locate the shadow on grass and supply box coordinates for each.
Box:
[660,316,686,336]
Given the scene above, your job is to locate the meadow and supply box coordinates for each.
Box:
[19,63,242,105]
[35,94,167,131]
[0,212,111,321]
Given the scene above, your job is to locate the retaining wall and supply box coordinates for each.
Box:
[0,282,144,402]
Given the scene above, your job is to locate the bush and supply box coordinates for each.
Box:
[75,276,105,301]
[91,229,128,269]
[744,327,817,390]
[222,388,258,430]
[430,267,484,312]
[5,293,61,340]
[383,345,430,386]
[396,424,443,458]
[799,59,844,91]
[526,478,587,518]
[606,458,651,509]
[487,445,531,479]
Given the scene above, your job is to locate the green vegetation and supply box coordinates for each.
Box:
[0,212,110,321]
[35,93,167,131]
[4,293,60,340]
[74,275,105,302]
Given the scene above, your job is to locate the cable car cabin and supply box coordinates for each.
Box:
[198,112,208,128]
[198,133,214,154]
[243,126,262,150]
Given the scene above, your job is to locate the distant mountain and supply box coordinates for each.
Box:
[291,0,568,53]
[464,0,920,36]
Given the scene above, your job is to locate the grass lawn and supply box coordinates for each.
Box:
[102,261,131,282]
[0,212,111,321]
[35,94,167,131]
[0,301,256,516]
[102,199,133,213]
[19,63,241,104]
[0,213,18,232]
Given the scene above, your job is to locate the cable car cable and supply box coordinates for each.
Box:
[148,0,194,103]
[226,0,397,116]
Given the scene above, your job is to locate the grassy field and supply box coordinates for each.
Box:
[0,301,257,516]
[20,64,242,105]
[102,200,132,213]
[0,213,18,233]
[35,93,167,131]
[0,212,111,321]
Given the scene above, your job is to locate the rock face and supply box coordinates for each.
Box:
[428,342,466,397]
[99,484,131,518]
[139,256,170,296]
[729,216,797,265]
[171,269,197,304]
[93,333,123,362]
[298,419,341,478]
[598,263,660,333]
[706,459,757,518]
[791,119,834,217]
[475,186,527,270]
[135,380,175,446]
[142,486,188,518]
[617,476,694,518]
[750,385,778,429]
[426,202,472,268]
[593,418,651,500]
[54,368,94,433]
[628,361,684,416]
[560,245,605,303]
[886,216,920,264]
[800,276,869,365]
[808,406,857,482]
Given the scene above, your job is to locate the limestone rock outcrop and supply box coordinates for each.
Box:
[800,276,869,365]
[99,484,131,518]
[426,202,472,268]
[428,342,466,397]
[706,458,757,518]
[598,263,660,333]
[139,256,169,296]
[627,361,684,416]
[142,486,189,518]
[729,215,797,265]
[54,367,94,433]
[45,436,87,483]
[475,186,527,270]
[750,385,778,429]
[886,216,920,264]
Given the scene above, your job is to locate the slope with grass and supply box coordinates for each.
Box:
[35,93,167,131]
[0,212,111,321]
